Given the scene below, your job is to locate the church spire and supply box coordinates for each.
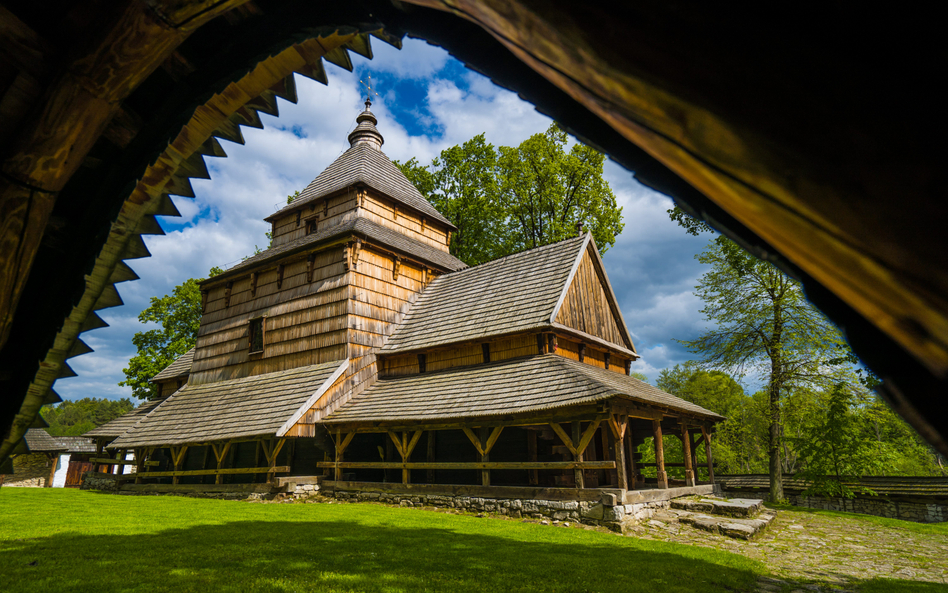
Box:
[347,98,384,149]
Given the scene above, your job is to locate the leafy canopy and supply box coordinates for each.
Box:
[119,267,222,400]
[40,398,135,436]
[397,124,623,266]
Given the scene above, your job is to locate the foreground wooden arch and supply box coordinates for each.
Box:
[1,0,946,465]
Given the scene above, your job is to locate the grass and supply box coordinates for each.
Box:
[0,489,763,593]
[765,501,948,536]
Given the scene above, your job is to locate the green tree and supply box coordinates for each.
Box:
[41,398,135,436]
[397,125,623,266]
[679,237,851,501]
[119,267,222,400]
[793,384,884,497]
[397,134,503,265]
[497,124,623,255]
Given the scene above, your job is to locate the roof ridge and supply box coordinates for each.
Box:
[439,234,586,279]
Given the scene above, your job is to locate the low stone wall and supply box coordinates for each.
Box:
[720,490,946,523]
[1,453,54,487]
[80,471,123,491]
[329,488,669,531]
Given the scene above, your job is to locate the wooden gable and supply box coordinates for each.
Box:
[552,242,634,352]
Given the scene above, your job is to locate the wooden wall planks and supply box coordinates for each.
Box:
[555,246,628,349]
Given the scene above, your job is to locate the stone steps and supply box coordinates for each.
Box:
[644,496,776,540]
[671,496,763,518]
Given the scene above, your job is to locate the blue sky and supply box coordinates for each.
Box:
[58,38,714,403]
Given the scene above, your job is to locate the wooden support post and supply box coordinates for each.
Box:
[462,426,503,487]
[135,448,145,485]
[253,441,262,484]
[93,439,104,473]
[572,421,584,489]
[334,430,355,482]
[688,429,699,480]
[624,429,638,488]
[426,431,436,484]
[385,435,394,483]
[401,432,409,484]
[480,427,490,486]
[171,446,188,485]
[652,419,668,489]
[701,425,715,484]
[527,429,538,485]
[680,420,695,487]
[609,415,628,490]
[46,454,58,487]
[266,438,287,482]
[118,449,128,476]
[212,442,232,485]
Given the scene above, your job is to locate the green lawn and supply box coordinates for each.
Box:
[0,489,762,593]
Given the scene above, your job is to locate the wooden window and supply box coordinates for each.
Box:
[482,343,491,363]
[536,334,545,355]
[418,353,426,373]
[604,352,611,370]
[547,333,556,353]
[578,343,586,363]
[249,317,265,354]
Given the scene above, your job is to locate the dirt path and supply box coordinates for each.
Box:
[627,505,948,591]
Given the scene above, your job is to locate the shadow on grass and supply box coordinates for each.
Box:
[3,518,754,593]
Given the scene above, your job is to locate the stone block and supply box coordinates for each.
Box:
[601,492,618,506]
[582,503,605,521]
[719,522,756,540]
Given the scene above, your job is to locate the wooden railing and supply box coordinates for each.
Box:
[116,466,290,480]
[316,461,615,470]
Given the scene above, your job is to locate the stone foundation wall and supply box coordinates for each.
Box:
[720,490,946,523]
[1,453,54,487]
[329,488,669,531]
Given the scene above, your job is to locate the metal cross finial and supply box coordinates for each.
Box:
[359,75,380,106]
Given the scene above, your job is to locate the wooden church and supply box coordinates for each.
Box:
[91,101,723,499]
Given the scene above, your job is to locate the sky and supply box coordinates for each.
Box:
[57,37,714,403]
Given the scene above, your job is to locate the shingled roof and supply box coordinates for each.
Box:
[110,361,347,448]
[217,217,466,281]
[52,436,96,454]
[267,123,454,229]
[84,398,168,440]
[381,235,589,354]
[150,347,194,382]
[325,354,723,424]
[23,429,65,452]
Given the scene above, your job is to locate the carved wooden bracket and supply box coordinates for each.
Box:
[250,272,257,298]
[201,290,208,313]
[393,255,401,280]
[224,282,233,308]
[276,264,285,289]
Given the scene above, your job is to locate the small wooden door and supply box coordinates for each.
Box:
[65,461,93,488]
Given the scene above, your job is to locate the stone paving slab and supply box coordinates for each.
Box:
[671,495,764,518]
[626,504,948,590]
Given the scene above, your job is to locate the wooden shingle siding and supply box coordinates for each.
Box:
[555,245,629,349]
[361,191,449,250]
[271,192,357,247]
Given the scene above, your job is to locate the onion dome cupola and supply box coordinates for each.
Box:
[347,99,384,149]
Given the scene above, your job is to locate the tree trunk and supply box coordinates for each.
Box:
[768,304,785,502]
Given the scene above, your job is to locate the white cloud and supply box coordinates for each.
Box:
[56,38,714,402]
